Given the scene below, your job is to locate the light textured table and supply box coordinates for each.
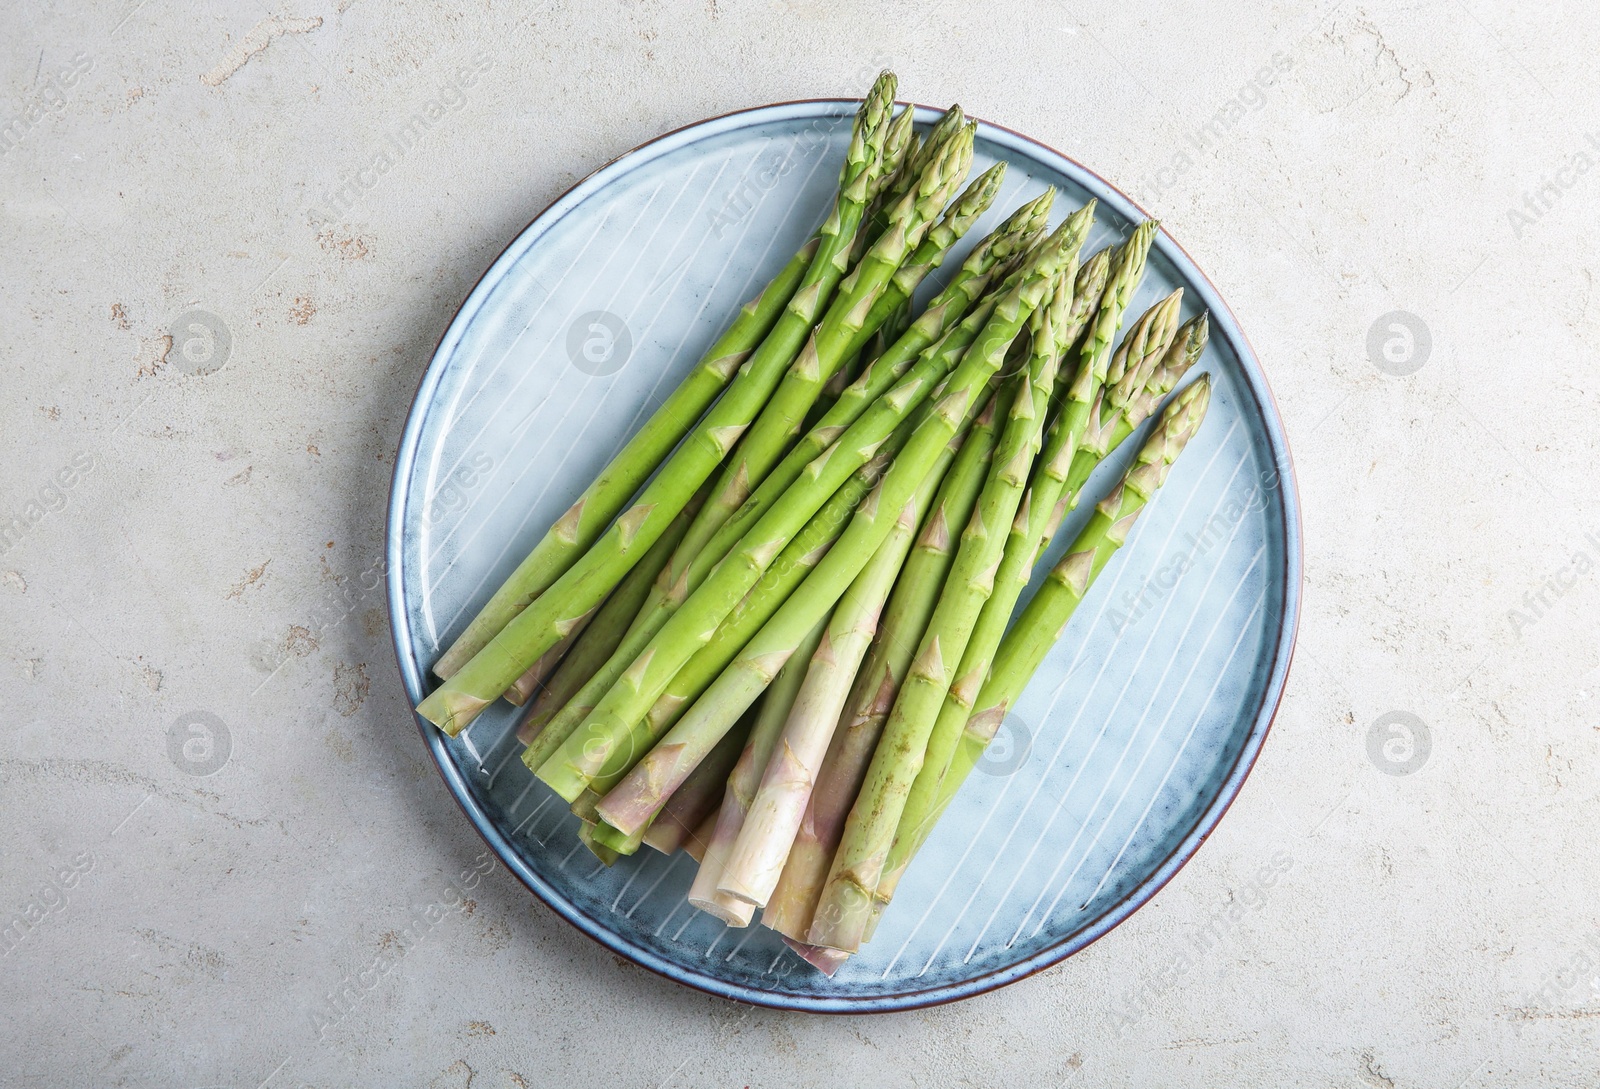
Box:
[4,1,1596,1085]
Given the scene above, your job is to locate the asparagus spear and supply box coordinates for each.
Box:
[870,106,920,206]
[576,821,620,866]
[712,450,953,910]
[417,73,898,734]
[542,219,1083,804]
[805,265,1070,953]
[665,125,979,597]
[640,704,757,855]
[511,482,708,720]
[895,377,1214,897]
[688,616,829,927]
[517,192,1047,768]
[700,191,1048,558]
[537,377,985,799]
[594,203,1096,838]
[874,288,1187,909]
[453,93,918,688]
[760,373,1007,939]
[761,253,1113,941]
[428,233,823,681]
[871,106,966,239]
[1025,221,1157,556]
[847,106,932,267]
[524,321,972,780]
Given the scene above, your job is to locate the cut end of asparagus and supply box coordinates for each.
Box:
[780,936,851,976]
[416,687,489,737]
[577,822,620,866]
[688,889,756,928]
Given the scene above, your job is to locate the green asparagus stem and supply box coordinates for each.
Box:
[594,202,1097,838]
[850,106,922,262]
[713,402,969,910]
[416,73,898,734]
[688,616,829,926]
[876,251,1179,912]
[640,703,757,855]
[511,483,708,723]
[429,233,823,681]
[862,106,964,253]
[543,372,988,802]
[665,125,978,602]
[524,193,1049,767]
[806,266,1070,953]
[907,377,1214,884]
[532,396,932,797]
[587,813,647,857]
[576,820,620,866]
[1026,221,1158,556]
[761,365,1009,939]
[544,247,1062,805]
[677,190,1044,590]
[873,286,1184,910]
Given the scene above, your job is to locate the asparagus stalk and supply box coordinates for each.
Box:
[665,126,980,596]
[871,106,965,240]
[761,255,1110,941]
[516,495,700,754]
[504,624,584,708]
[1027,221,1158,556]
[532,391,933,797]
[761,374,1007,939]
[640,703,757,855]
[688,616,829,926]
[873,287,1185,908]
[595,203,1097,839]
[544,218,1082,806]
[511,482,708,722]
[711,397,977,910]
[416,73,898,735]
[576,820,620,866]
[520,192,1048,769]
[903,377,1214,888]
[805,267,1070,953]
[429,233,823,681]
[701,190,1048,559]
[847,106,926,267]
[546,373,990,804]
[870,106,920,206]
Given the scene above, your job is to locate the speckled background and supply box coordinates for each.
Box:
[3,1,1596,1086]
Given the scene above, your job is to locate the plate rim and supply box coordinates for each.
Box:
[385,97,1303,1014]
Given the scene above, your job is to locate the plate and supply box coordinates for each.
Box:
[387,100,1300,1012]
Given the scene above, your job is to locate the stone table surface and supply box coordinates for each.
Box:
[4,1,1597,1086]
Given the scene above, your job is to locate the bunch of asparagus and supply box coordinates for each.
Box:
[417,72,1215,969]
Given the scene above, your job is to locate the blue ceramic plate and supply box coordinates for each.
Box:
[387,101,1300,1012]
